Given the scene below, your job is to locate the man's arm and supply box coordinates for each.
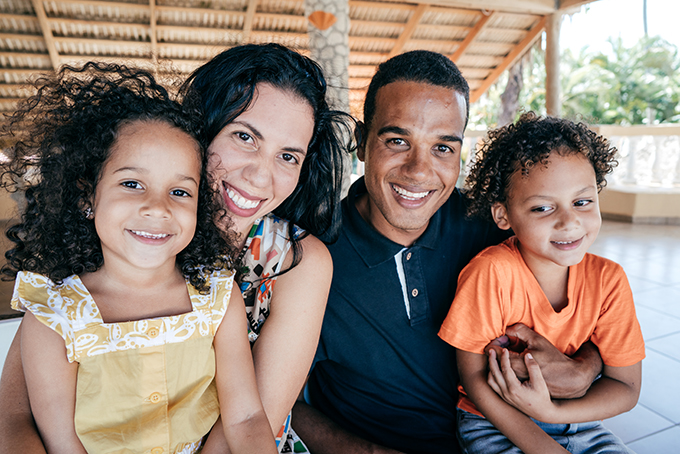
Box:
[485,323,602,399]
[291,400,404,454]
[0,321,47,454]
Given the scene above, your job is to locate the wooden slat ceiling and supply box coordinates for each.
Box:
[0,0,598,118]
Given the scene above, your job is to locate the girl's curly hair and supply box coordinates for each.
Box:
[465,112,618,222]
[0,62,235,293]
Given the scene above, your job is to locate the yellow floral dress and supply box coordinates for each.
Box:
[11,269,234,454]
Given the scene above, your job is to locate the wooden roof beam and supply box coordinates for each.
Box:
[404,0,556,15]
[449,10,494,62]
[31,0,60,70]
[242,0,259,43]
[149,0,158,66]
[388,4,427,58]
[470,15,546,103]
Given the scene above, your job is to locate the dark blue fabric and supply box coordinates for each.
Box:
[308,178,510,454]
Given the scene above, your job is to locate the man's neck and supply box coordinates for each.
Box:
[355,193,427,247]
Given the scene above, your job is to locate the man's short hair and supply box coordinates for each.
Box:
[363,50,470,130]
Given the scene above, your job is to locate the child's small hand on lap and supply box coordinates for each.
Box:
[487,348,556,422]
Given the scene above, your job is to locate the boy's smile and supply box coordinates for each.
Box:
[491,151,602,276]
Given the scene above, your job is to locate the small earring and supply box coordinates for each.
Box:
[84,207,93,219]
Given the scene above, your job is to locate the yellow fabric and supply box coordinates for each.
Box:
[12,270,234,454]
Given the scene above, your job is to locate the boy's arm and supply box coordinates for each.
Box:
[20,312,87,454]
[0,322,47,454]
[487,348,641,423]
[457,350,569,454]
[485,323,602,398]
[213,289,278,454]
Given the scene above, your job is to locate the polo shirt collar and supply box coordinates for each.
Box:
[343,177,442,268]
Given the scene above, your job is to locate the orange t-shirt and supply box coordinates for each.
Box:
[438,236,645,416]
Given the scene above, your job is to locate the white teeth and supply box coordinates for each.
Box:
[392,185,429,200]
[226,188,260,210]
[131,230,169,240]
[553,240,574,244]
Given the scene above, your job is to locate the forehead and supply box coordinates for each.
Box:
[370,80,466,136]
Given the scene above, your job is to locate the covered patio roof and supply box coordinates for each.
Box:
[0,0,598,116]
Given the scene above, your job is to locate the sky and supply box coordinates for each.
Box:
[560,0,680,54]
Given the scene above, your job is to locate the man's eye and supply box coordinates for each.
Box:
[387,138,407,146]
[436,144,453,153]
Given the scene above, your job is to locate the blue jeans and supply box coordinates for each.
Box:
[457,409,636,454]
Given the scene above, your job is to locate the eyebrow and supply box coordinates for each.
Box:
[377,125,463,143]
[113,166,199,185]
[523,185,596,203]
[233,120,308,155]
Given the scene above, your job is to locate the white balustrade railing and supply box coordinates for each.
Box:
[461,125,680,190]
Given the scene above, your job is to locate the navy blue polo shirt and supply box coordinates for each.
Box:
[308,178,508,454]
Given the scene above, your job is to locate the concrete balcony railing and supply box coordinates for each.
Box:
[462,125,680,225]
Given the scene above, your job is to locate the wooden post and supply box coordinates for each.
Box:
[545,12,561,117]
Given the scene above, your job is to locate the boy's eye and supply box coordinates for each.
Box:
[121,181,142,189]
[171,189,190,197]
[531,206,551,213]
[574,199,593,207]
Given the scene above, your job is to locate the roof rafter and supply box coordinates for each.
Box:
[388,4,428,58]
[470,15,546,103]
[242,0,259,43]
[31,0,60,70]
[449,10,494,62]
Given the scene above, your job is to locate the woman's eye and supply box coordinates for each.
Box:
[121,181,142,189]
[236,132,253,143]
[171,189,190,197]
[281,153,299,164]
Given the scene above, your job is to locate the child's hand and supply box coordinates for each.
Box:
[487,348,556,422]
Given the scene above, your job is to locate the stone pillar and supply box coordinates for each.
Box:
[545,12,561,117]
[304,0,350,113]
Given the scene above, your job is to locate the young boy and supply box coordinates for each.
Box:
[438,113,644,454]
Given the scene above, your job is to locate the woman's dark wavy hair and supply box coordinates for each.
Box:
[180,43,354,273]
[0,62,234,293]
[465,112,618,223]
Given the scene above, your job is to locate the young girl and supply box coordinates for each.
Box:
[438,112,644,454]
[1,63,278,453]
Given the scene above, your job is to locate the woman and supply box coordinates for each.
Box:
[0,43,352,453]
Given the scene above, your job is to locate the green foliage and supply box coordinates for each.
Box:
[469,35,680,128]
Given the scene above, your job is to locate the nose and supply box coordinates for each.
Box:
[556,207,579,229]
[241,150,273,189]
[403,147,430,179]
[140,191,171,219]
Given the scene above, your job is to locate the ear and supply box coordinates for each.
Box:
[76,179,95,218]
[355,121,366,162]
[491,202,512,230]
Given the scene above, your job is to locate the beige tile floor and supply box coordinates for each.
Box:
[594,220,680,452]
[0,219,679,451]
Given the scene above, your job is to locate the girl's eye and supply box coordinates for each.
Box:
[281,152,299,164]
[574,199,593,207]
[121,181,142,189]
[531,206,551,213]
[171,189,190,197]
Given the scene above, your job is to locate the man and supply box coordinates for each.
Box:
[292,51,601,454]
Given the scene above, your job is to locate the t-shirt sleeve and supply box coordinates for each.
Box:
[11,271,77,362]
[591,262,645,367]
[438,252,508,354]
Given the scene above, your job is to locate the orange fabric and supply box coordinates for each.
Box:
[438,237,645,416]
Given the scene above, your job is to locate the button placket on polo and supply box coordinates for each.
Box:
[402,248,430,325]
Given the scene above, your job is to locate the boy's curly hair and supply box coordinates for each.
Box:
[465,112,618,223]
[1,62,235,292]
